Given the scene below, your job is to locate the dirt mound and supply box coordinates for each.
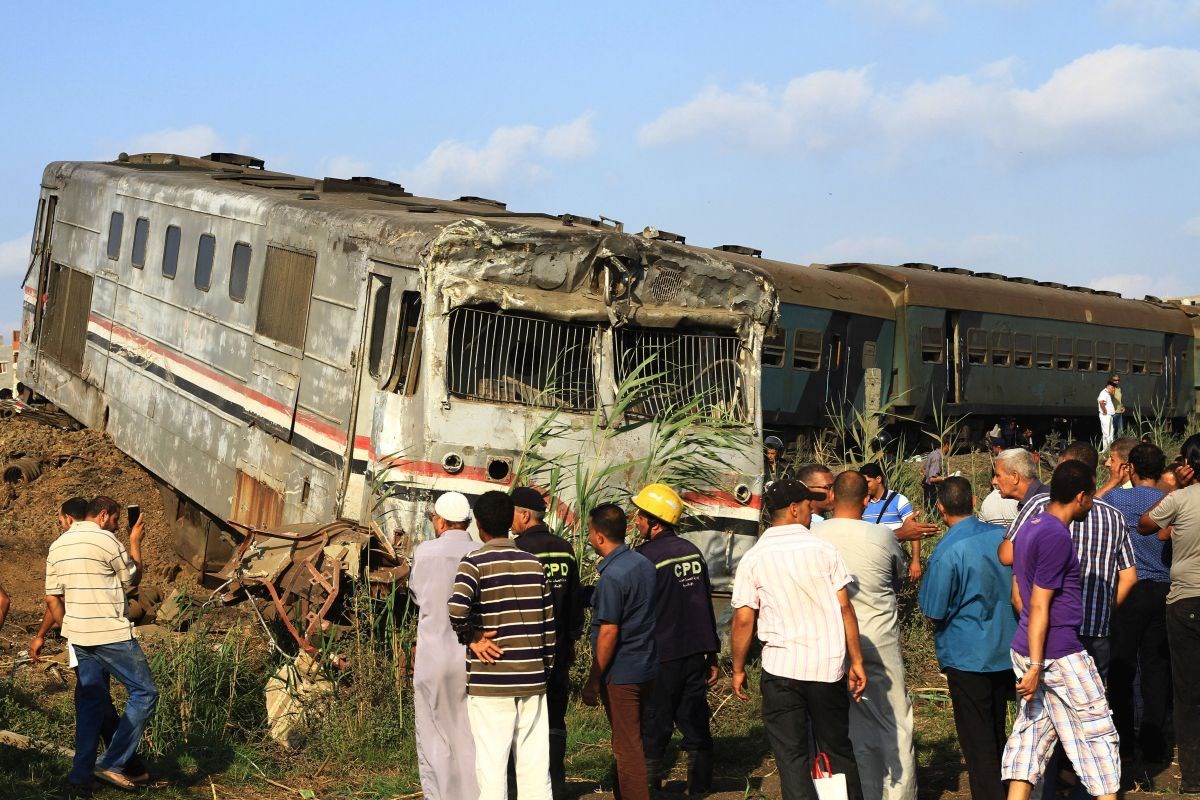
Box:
[0,415,195,633]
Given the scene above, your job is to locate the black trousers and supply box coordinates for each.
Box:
[1168,597,1200,785]
[641,653,713,759]
[760,670,863,800]
[1110,580,1171,760]
[944,668,1013,800]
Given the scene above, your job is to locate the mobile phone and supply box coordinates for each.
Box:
[127,505,141,529]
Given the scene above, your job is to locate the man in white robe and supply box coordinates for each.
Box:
[410,492,479,800]
[814,471,918,800]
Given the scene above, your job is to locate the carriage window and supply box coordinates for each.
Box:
[1036,335,1053,368]
[762,326,786,368]
[966,328,988,365]
[131,218,150,268]
[1014,333,1032,368]
[107,212,124,261]
[1149,350,1164,375]
[1115,342,1130,373]
[991,331,1012,366]
[1095,341,1112,373]
[229,242,251,303]
[447,307,596,411]
[162,225,181,279]
[367,280,392,379]
[256,245,316,349]
[1132,344,1148,374]
[793,329,823,371]
[1055,337,1073,370]
[1075,339,1093,371]
[194,234,215,292]
[388,291,424,395]
[920,326,944,364]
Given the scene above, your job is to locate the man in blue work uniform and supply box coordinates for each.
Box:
[633,483,721,794]
[512,486,584,799]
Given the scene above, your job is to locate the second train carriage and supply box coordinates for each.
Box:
[19,152,776,590]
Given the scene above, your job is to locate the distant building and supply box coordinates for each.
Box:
[0,330,17,394]
[1168,294,1200,307]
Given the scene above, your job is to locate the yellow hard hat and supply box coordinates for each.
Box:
[632,483,683,525]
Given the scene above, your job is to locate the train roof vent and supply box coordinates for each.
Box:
[559,213,622,231]
[641,227,686,244]
[899,262,939,271]
[715,244,762,257]
[322,176,411,197]
[1038,281,1067,289]
[1068,285,1095,294]
[1006,276,1038,285]
[457,195,507,209]
[975,272,1006,280]
[1145,294,1164,302]
[204,152,265,169]
[1096,290,1122,297]
[940,267,974,276]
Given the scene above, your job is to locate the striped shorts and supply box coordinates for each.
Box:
[1001,648,1120,796]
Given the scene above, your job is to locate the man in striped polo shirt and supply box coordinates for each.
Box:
[448,490,557,800]
[45,495,158,792]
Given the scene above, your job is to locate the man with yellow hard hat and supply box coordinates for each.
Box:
[633,483,721,794]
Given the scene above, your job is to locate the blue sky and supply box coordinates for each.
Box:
[3,1,1199,341]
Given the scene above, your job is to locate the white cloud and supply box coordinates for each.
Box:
[1102,0,1200,29]
[127,125,223,156]
[0,233,32,281]
[1182,215,1200,237]
[1093,272,1190,299]
[640,46,1200,161]
[320,155,371,179]
[403,113,597,195]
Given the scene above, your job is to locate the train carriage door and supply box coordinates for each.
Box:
[342,262,423,523]
[30,194,58,344]
[945,310,964,405]
[824,314,850,409]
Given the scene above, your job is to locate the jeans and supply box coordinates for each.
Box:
[945,668,1013,800]
[70,639,158,785]
[760,670,863,800]
[1110,581,1171,760]
[601,681,653,800]
[1168,597,1200,786]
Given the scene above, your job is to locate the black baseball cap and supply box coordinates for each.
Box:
[511,486,548,513]
[763,479,827,513]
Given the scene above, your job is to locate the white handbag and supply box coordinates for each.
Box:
[811,752,849,800]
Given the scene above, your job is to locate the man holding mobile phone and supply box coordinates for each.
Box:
[46,495,157,792]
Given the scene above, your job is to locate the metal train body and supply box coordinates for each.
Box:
[18,153,774,589]
[757,259,1194,436]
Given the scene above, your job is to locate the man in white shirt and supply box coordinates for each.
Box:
[1098,382,1117,452]
[731,479,867,800]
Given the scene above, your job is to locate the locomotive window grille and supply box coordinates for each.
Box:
[40,263,93,375]
[966,328,988,365]
[1095,341,1112,373]
[1075,339,1094,371]
[162,225,181,279]
[614,327,746,420]
[447,307,596,411]
[1149,350,1164,375]
[1036,335,1053,369]
[1115,342,1130,373]
[1013,334,1032,368]
[1132,344,1148,374]
[1055,337,1073,370]
[991,331,1012,367]
[387,291,423,396]
[229,242,251,303]
[920,326,944,364]
[793,329,823,371]
[194,234,215,292]
[131,217,149,269]
[762,326,786,368]
[107,212,124,261]
[255,245,317,350]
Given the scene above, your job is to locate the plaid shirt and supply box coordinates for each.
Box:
[1005,493,1134,638]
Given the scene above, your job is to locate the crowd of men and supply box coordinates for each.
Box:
[11,425,1200,800]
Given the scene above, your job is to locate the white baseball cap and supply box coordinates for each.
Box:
[433,492,472,523]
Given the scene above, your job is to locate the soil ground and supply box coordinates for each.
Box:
[0,416,1191,798]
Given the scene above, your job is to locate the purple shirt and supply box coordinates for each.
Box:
[1011,512,1085,659]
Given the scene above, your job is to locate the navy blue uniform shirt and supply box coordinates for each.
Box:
[636,529,720,662]
[591,544,658,685]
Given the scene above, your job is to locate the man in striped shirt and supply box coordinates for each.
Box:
[732,479,867,800]
[45,495,158,792]
[448,490,556,800]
